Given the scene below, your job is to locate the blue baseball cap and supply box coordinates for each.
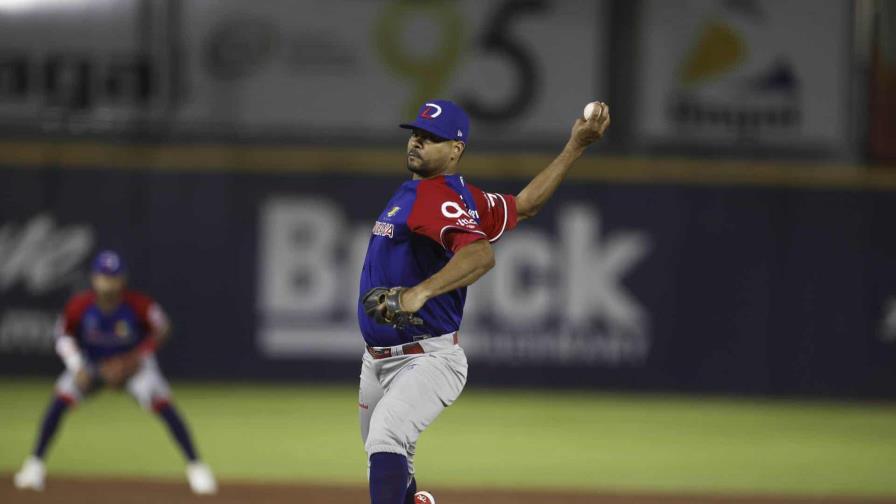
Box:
[400,99,469,142]
[91,250,126,276]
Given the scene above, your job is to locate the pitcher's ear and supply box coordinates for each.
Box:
[453,141,466,160]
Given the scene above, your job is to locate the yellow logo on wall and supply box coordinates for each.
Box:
[680,20,745,86]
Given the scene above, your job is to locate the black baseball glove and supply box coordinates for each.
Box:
[362,287,424,329]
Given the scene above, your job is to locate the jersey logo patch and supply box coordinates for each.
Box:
[441,201,479,229]
[441,201,479,228]
[440,201,469,219]
[386,206,401,218]
[372,221,395,238]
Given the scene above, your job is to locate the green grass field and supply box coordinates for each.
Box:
[1,379,894,497]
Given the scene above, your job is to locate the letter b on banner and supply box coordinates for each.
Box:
[258,199,343,315]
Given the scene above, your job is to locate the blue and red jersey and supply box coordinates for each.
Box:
[56,290,168,362]
[357,174,517,347]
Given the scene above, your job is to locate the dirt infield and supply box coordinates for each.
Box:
[3,476,894,504]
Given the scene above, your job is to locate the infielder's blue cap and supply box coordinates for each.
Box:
[400,99,469,143]
[91,250,126,276]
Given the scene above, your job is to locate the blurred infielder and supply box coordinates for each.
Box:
[358,99,610,503]
[13,251,217,495]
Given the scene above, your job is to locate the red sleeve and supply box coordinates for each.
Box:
[468,184,518,243]
[124,291,155,325]
[60,291,95,338]
[407,179,488,253]
[124,291,168,354]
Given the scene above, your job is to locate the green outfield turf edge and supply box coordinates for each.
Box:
[1,379,894,497]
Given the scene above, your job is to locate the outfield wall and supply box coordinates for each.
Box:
[1,149,894,397]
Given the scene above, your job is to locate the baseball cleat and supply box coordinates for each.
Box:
[186,461,218,495]
[13,456,46,491]
[414,490,436,503]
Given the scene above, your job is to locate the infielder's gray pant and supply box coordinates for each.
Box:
[359,333,468,477]
[55,355,172,410]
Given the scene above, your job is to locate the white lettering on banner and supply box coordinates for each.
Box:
[173,0,606,144]
[0,0,163,128]
[491,230,553,326]
[0,214,94,295]
[560,206,649,333]
[477,206,651,364]
[257,199,343,316]
[256,197,653,365]
[0,309,57,353]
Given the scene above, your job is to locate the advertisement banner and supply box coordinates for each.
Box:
[175,0,608,145]
[0,0,607,145]
[635,0,852,152]
[0,0,171,132]
[256,197,653,366]
[1,164,895,397]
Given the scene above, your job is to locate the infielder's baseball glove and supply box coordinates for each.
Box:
[98,351,142,388]
[362,287,424,329]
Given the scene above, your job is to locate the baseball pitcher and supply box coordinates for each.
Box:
[358,99,610,504]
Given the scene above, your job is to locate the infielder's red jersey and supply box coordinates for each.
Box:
[358,174,517,347]
[56,290,169,362]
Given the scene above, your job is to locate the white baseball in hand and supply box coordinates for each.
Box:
[583,101,602,120]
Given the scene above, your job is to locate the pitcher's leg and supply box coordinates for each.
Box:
[359,352,386,449]
[366,350,467,504]
[403,448,418,504]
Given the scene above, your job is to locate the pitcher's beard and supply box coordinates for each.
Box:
[407,157,430,176]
